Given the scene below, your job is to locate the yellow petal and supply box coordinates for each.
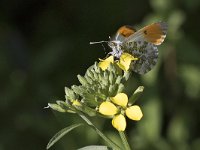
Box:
[121,53,138,61]
[110,93,128,107]
[112,114,126,131]
[72,100,82,106]
[118,53,138,71]
[99,101,117,116]
[98,56,114,71]
[125,105,143,121]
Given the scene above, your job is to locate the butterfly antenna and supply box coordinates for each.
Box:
[100,43,107,54]
[89,41,109,45]
[90,40,109,54]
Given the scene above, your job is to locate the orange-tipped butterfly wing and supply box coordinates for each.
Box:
[125,22,168,45]
[111,22,168,74]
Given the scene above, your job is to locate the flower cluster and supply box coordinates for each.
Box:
[48,52,144,132]
[97,53,142,131]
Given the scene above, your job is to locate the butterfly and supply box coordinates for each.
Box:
[91,22,168,74]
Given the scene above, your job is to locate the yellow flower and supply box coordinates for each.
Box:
[98,56,114,71]
[110,93,128,107]
[72,100,82,106]
[125,105,143,121]
[117,53,138,71]
[99,93,143,131]
[110,93,143,131]
[112,114,126,131]
[99,101,118,116]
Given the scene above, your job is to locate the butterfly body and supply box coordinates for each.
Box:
[108,22,168,74]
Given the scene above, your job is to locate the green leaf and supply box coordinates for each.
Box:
[86,70,94,79]
[116,76,122,84]
[101,76,109,86]
[108,71,114,84]
[78,145,112,150]
[84,75,93,84]
[80,105,97,117]
[112,63,123,75]
[128,86,144,105]
[117,83,125,93]
[108,84,118,97]
[91,69,99,80]
[103,71,109,81]
[94,63,101,73]
[82,93,98,106]
[72,85,86,95]
[56,101,75,113]
[46,123,83,149]
[65,87,76,100]
[94,92,106,100]
[48,103,66,112]
[56,100,69,108]
[123,71,131,81]
[77,75,88,86]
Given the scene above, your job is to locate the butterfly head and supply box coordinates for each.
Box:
[107,40,123,58]
[107,26,136,58]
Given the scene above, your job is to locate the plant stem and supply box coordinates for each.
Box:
[78,112,121,150]
[119,131,131,150]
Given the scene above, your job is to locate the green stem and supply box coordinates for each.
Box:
[119,131,131,150]
[78,112,121,150]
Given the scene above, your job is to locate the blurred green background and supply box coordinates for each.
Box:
[1,0,200,150]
